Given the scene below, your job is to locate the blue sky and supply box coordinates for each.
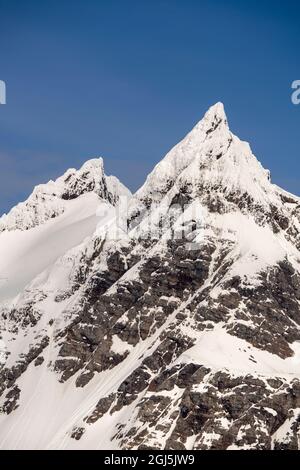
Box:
[0,0,299,214]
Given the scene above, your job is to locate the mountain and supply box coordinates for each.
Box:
[0,103,300,450]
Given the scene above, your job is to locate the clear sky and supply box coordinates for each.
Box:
[0,0,299,214]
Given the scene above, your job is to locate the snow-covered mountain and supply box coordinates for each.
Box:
[0,103,300,450]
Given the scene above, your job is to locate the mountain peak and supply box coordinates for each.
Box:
[80,157,104,172]
[131,102,286,222]
[193,101,228,135]
[133,102,230,204]
[0,157,130,232]
[205,101,226,120]
[1,104,300,451]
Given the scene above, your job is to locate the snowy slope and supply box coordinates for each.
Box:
[0,193,101,302]
[0,103,300,450]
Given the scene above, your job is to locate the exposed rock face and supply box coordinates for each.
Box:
[0,103,300,450]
